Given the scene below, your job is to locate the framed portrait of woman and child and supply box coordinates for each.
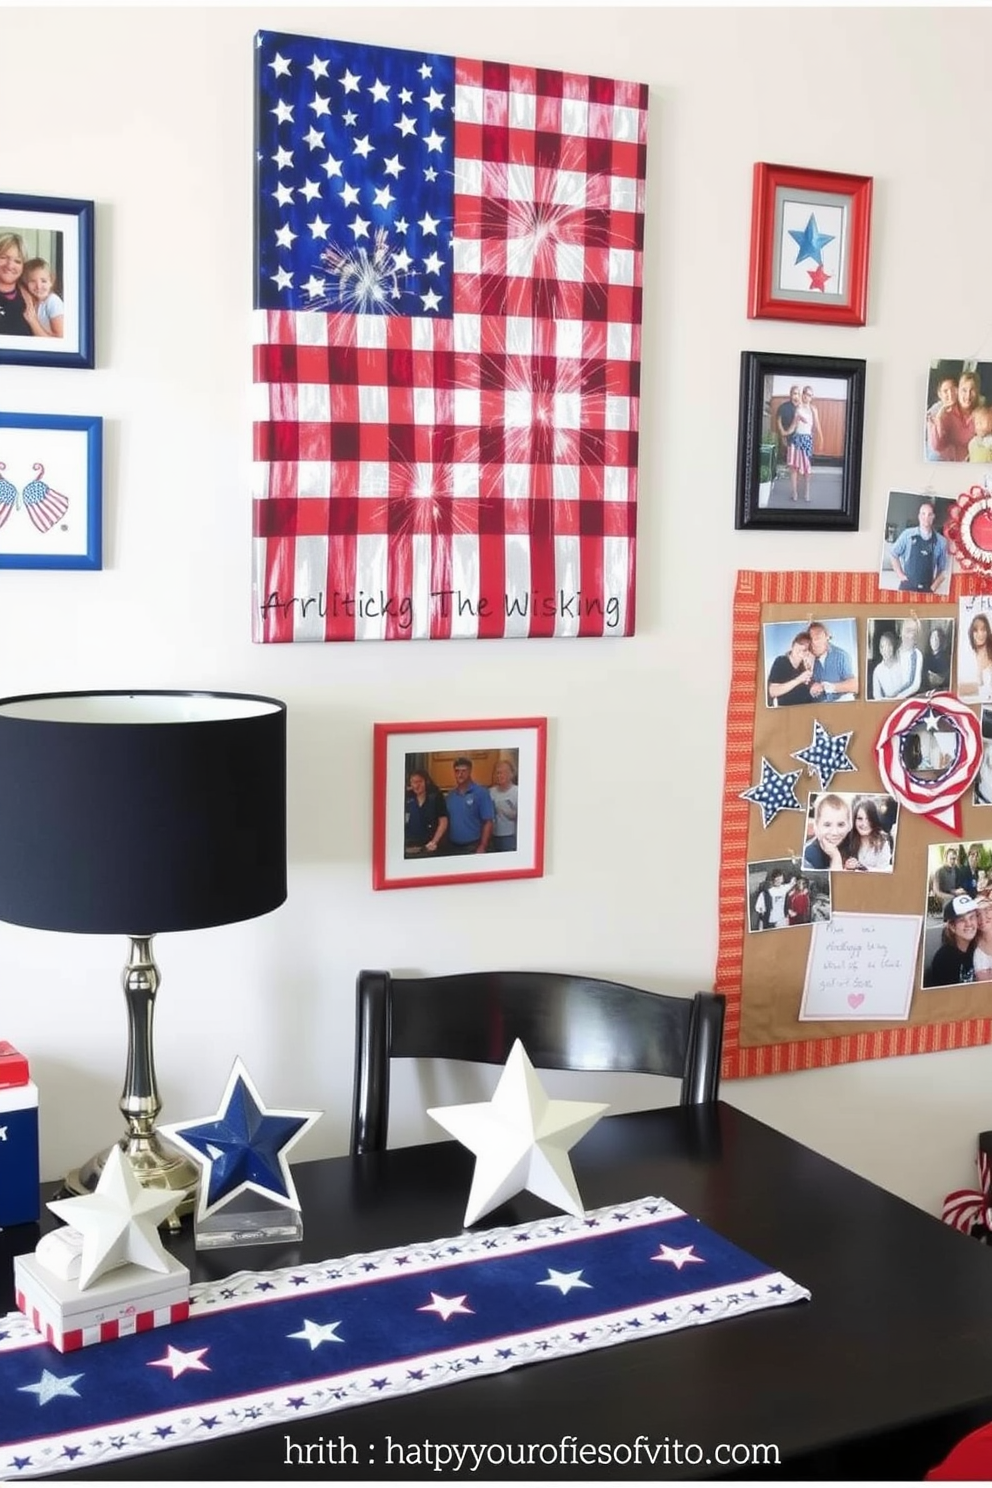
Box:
[0,192,94,370]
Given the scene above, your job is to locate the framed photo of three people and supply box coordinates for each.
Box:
[0,193,94,369]
[373,718,547,891]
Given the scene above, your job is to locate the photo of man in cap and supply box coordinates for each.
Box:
[445,755,495,854]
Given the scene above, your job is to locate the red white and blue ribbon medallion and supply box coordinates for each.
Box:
[874,691,982,834]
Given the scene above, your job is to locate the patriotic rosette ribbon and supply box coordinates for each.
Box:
[874,691,982,834]
[944,485,992,583]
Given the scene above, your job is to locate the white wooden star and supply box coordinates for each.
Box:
[417,1292,473,1320]
[652,1243,703,1270]
[288,1318,344,1349]
[47,1145,178,1290]
[147,1344,211,1378]
[428,1039,608,1226]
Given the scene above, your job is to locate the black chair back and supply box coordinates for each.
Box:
[351,969,725,1156]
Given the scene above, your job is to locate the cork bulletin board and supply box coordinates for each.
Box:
[717,569,992,1080]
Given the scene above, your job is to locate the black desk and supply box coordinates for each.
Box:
[3,1102,991,1480]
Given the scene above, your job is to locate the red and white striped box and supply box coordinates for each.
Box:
[14,1252,190,1353]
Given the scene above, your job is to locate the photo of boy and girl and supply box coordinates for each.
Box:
[922,840,992,988]
[865,615,954,702]
[958,597,992,704]
[759,375,850,512]
[747,857,831,933]
[0,227,64,341]
[403,749,519,859]
[924,360,992,464]
[878,491,953,596]
[801,792,899,873]
[762,617,859,707]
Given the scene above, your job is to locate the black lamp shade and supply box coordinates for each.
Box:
[0,691,287,934]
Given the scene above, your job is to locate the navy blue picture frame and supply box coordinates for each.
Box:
[0,194,94,369]
[0,412,102,570]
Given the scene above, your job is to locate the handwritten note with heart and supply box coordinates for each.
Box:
[799,913,922,1021]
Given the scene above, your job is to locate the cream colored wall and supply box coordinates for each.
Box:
[2,5,990,1214]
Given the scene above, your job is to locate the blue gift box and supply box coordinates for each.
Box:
[0,1080,40,1227]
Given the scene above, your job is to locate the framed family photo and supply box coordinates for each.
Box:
[735,351,866,533]
[747,163,872,327]
[0,193,94,369]
[372,718,547,891]
[0,412,102,570]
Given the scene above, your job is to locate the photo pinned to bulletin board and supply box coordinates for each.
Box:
[717,569,992,1080]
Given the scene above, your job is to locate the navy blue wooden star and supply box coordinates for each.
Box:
[792,720,856,792]
[788,212,834,267]
[160,1059,320,1219]
[740,757,804,827]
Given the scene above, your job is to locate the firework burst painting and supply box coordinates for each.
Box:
[252,31,647,642]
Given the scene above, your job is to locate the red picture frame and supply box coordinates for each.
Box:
[747,163,873,327]
[373,718,547,890]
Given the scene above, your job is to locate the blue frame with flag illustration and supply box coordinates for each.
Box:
[0,412,102,570]
[0,193,94,369]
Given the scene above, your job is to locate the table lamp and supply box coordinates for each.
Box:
[0,690,287,1217]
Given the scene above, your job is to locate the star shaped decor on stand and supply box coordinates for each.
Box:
[159,1058,321,1221]
[739,757,804,828]
[427,1040,608,1227]
[47,1145,179,1289]
[791,720,856,792]
[788,212,834,267]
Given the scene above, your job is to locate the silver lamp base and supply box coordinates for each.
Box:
[61,934,200,1233]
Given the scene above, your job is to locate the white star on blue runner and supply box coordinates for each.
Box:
[739,757,804,827]
[418,1292,473,1320]
[791,720,856,792]
[537,1268,592,1295]
[652,1244,703,1270]
[17,1369,83,1405]
[288,1318,344,1349]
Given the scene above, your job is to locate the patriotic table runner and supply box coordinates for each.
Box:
[252,30,647,642]
[0,1196,809,1479]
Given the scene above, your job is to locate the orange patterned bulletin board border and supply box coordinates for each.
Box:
[717,569,992,1080]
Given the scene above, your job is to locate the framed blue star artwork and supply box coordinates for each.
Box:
[735,351,865,534]
[747,163,872,327]
[159,1059,321,1224]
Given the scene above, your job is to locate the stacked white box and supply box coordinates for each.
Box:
[14,1251,190,1353]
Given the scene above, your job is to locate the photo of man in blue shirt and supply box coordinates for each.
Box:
[444,756,495,854]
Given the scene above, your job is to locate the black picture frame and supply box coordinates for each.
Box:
[0,193,94,369]
[735,351,865,532]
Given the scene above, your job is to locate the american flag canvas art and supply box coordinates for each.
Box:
[252,31,647,642]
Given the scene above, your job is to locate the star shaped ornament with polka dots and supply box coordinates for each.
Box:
[791,720,856,792]
[739,757,804,828]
